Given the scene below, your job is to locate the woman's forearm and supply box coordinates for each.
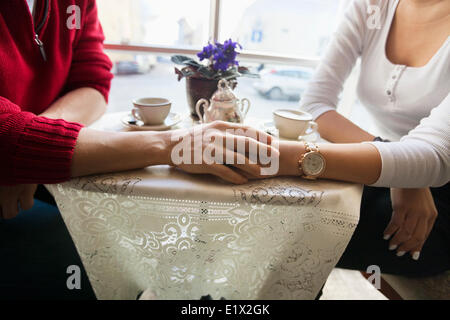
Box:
[319,143,381,184]
[315,110,375,143]
[40,88,107,126]
[279,141,381,185]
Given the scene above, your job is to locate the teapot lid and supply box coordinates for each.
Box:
[211,79,236,102]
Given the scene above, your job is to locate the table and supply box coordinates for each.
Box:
[47,112,363,300]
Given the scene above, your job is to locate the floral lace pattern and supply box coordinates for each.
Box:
[47,175,361,300]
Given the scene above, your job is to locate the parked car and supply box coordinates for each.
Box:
[253,67,313,100]
[113,56,157,75]
[113,61,142,75]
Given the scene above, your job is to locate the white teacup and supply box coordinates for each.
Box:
[132,98,171,125]
[273,109,318,139]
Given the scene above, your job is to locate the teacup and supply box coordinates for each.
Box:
[132,98,171,125]
[273,109,318,139]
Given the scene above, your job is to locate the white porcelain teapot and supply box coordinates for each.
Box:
[195,79,250,124]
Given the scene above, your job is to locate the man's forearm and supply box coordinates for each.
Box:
[71,128,172,178]
[40,87,107,126]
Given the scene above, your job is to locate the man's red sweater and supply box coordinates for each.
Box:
[0,0,113,185]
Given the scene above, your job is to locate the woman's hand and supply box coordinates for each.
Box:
[0,184,37,219]
[168,121,279,184]
[384,188,438,261]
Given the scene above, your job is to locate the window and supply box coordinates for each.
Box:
[96,0,210,48]
[219,0,347,57]
[97,0,359,122]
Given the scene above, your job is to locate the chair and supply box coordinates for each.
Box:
[361,271,450,300]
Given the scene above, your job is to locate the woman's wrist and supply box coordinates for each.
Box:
[278,141,306,176]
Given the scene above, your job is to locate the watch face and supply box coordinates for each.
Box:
[303,152,325,176]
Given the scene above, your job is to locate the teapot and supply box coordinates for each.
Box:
[196,79,250,124]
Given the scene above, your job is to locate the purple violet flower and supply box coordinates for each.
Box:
[213,51,229,71]
[197,43,215,61]
[196,39,243,72]
[223,39,241,60]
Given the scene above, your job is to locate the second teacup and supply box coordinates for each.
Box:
[132,98,171,125]
[273,109,318,139]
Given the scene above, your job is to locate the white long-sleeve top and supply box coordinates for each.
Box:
[300,0,450,188]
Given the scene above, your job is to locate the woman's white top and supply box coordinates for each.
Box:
[300,0,449,188]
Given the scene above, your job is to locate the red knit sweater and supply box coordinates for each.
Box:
[0,0,113,185]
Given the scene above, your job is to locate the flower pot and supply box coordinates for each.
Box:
[185,77,219,120]
[185,77,237,120]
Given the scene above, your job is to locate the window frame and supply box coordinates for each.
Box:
[102,0,321,68]
[102,0,358,117]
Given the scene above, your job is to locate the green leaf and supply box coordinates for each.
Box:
[174,67,196,81]
[171,55,202,69]
[238,66,260,78]
[171,55,192,64]
[171,54,258,80]
[220,70,239,80]
[223,75,238,81]
[181,67,196,77]
[197,66,217,79]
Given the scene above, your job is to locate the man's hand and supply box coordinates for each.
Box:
[384,188,438,261]
[0,184,37,219]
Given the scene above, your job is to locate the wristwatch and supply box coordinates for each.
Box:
[373,136,391,143]
[298,142,326,180]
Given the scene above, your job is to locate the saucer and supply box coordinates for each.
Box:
[121,112,183,131]
[261,121,319,142]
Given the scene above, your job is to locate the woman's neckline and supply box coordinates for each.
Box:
[383,0,450,70]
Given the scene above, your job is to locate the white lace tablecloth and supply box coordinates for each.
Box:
[46,112,363,300]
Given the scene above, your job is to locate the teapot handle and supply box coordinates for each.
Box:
[195,99,209,123]
[240,98,251,118]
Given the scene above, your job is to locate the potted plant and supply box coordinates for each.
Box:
[172,39,258,119]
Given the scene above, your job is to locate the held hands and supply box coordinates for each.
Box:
[0,184,37,220]
[167,121,279,184]
[384,188,438,261]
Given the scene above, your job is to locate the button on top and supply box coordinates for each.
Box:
[385,65,406,102]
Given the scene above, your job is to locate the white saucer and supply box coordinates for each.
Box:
[121,112,183,131]
[261,121,319,142]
